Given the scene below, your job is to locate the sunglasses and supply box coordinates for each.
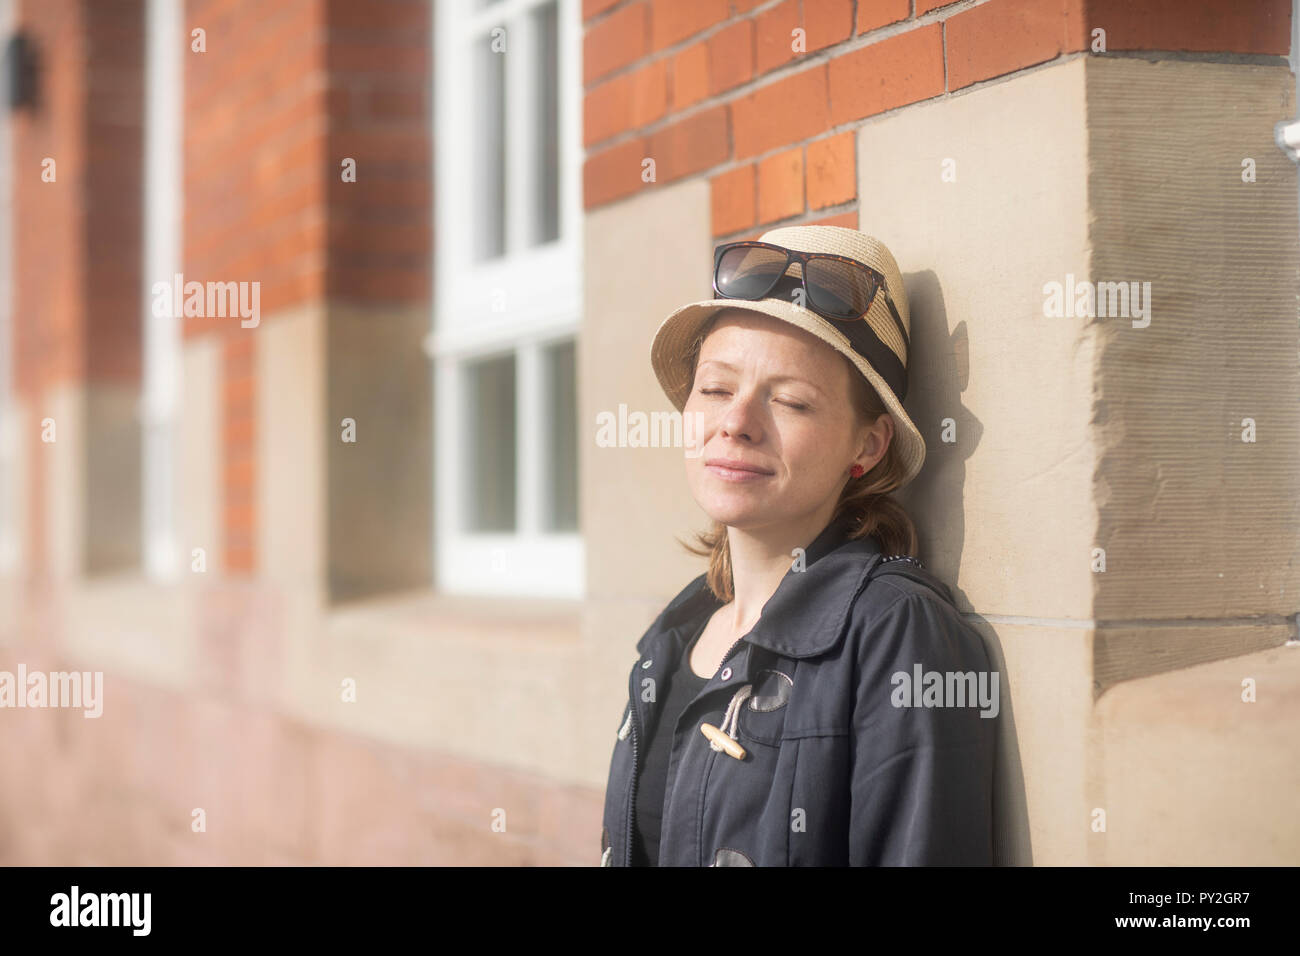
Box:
[712,239,909,349]
[710,239,911,400]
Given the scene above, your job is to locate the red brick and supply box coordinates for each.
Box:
[914,0,958,15]
[225,545,255,574]
[731,65,829,160]
[647,104,729,182]
[731,0,765,12]
[629,57,670,126]
[584,0,622,20]
[755,0,800,74]
[1086,0,1290,56]
[584,2,649,83]
[756,145,804,224]
[224,417,255,448]
[711,163,756,236]
[585,73,633,146]
[804,0,854,52]
[807,210,859,230]
[671,40,710,111]
[858,0,911,33]
[708,20,753,94]
[327,40,426,75]
[584,136,653,208]
[225,458,255,490]
[328,264,427,302]
[650,0,729,52]
[365,88,425,121]
[806,131,854,210]
[223,375,256,411]
[946,0,1087,91]
[828,24,943,125]
[327,0,425,31]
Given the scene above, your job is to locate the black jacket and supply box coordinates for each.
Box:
[599,511,999,866]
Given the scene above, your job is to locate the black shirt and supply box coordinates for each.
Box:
[631,611,712,866]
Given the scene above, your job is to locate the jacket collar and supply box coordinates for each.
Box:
[637,511,885,660]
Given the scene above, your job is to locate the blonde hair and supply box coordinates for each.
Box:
[676,313,919,603]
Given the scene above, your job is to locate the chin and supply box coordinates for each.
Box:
[695,492,773,529]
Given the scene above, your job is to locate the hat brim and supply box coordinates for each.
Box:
[650,296,927,489]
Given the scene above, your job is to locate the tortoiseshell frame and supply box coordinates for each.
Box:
[712,239,910,353]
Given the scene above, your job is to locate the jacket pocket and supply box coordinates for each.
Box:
[736,667,794,747]
[708,846,755,866]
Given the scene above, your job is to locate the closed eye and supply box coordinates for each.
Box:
[700,388,808,411]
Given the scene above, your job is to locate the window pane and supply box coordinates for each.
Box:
[464,354,516,531]
[530,0,560,246]
[473,32,506,261]
[543,338,577,531]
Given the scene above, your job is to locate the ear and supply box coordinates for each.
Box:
[853,413,894,470]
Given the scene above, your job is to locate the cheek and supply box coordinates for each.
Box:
[681,406,713,456]
[780,423,847,474]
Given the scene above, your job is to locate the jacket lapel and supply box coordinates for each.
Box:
[637,511,886,661]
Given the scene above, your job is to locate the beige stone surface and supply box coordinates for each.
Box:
[0,394,27,576]
[45,384,84,580]
[257,305,326,592]
[0,651,596,865]
[1093,642,1300,864]
[325,303,431,602]
[1086,58,1300,625]
[858,57,1098,621]
[84,382,142,574]
[581,176,721,602]
[976,619,1094,865]
[179,335,221,577]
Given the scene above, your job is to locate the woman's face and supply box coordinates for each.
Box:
[683,309,893,534]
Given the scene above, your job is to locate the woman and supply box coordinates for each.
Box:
[599,225,998,866]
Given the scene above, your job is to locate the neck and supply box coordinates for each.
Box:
[724,502,841,635]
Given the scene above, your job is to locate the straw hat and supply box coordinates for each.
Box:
[650,224,926,488]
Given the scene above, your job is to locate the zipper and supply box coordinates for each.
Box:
[623,668,643,867]
[624,624,751,867]
[719,633,747,668]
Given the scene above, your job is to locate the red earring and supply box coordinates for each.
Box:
[850,464,864,478]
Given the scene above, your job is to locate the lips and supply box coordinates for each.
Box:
[705,457,774,475]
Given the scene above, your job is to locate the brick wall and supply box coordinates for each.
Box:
[182,0,430,574]
[582,0,1292,236]
[12,0,145,576]
[324,0,431,303]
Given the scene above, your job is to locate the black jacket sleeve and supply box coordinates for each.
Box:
[847,586,997,865]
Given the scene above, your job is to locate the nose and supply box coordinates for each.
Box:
[718,386,764,443]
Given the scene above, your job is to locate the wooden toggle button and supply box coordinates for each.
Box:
[700,722,746,760]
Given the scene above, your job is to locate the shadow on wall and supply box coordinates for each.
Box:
[897,270,1032,865]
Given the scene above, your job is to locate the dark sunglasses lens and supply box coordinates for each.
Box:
[804,257,879,318]
[716,246,788,299]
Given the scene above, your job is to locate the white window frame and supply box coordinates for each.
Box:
[431,0,583,597]
[142,0,183,580]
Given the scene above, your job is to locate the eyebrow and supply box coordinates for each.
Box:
[696,359,827,398]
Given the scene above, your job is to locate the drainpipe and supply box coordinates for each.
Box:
[1276,0,1300,231]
